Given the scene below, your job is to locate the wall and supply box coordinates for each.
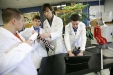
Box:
[104,0,113,18]
[0,9,3,26]
[82,1,105,16]
[19,6,44,23]
[105,0,113,12]
[19,1,105,25]
[82,1,105,25]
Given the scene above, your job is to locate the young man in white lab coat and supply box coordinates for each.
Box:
[41,3,65,55]
[20,15,47,71]
[64,14,110,75]
[0,8,37,75]
[64,14,86,56]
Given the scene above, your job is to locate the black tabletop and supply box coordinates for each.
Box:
[39,46,113,75]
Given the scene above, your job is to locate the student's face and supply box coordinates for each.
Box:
[43,8,52,19]
[71,20,79,29]
[32,19,41,28]
[15,15,24,31]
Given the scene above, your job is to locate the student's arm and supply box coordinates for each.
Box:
[0,40,32,75]
[20,29,41,51]
[77,23,86,56]
[50,18,63,40]
[64,25,74,56]
[80,23,86,51]
[42,18,63,41]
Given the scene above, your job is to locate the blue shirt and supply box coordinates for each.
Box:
[33,26,40,33]
[73,27,78,34]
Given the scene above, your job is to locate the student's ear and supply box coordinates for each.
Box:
[11,18,16,25]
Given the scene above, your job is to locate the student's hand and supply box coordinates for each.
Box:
[40,33,51,39]
[32,30,38,34]
[45,40,50,44]
[77,51,83,56]
[36,38,40,43]
[24,39,32,46]
[45,40,50,48]
[68,51,75,56]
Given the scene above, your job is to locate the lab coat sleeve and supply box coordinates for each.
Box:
[50,18,63,40]
[64,25,71,51]
[0,43,32,74]
[80,23,86,51]
[20,29,41,51]
[31,40,40,51]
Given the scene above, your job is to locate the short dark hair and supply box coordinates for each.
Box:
[42,3,52,12]
[2,8,23,24]
[70,14,80,21]
[32,15,41,21]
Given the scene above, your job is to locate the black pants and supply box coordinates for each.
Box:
[110,67,113,75]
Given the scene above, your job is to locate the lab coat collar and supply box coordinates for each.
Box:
[45,19,50,28]
[31,26,41,30]
[0,27,23,42]
[31,26,35,31]
[69,22,80,35]
[69,22,76,35]
[52,15,56,27]
[30,26,41,33]
[44,15,57,33]
[47,15,54,26]
[45,15,56,28]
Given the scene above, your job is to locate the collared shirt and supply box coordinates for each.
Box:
[47,15,54,27]
[73,27,78,34]
[14,33,23,42]
[33,26,40,33]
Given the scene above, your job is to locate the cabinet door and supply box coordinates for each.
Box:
[106,25,113,42]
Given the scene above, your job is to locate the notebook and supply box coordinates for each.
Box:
[64,56,91,73]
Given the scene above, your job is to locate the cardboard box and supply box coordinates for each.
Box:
[90,18,101,26]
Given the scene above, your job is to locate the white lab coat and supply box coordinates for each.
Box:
[64,22,86,51]
[20,26,47,69]
[43,15,65,55]
[0,27,37,75]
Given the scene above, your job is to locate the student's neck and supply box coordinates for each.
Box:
[3,24,17,34]
[33,25,39,28]
[48,15,53,21]
[73,27,78,30]
[48,17,52,21]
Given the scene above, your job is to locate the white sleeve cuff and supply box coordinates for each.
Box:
[80,47,85,51]
[50,33,55,40]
